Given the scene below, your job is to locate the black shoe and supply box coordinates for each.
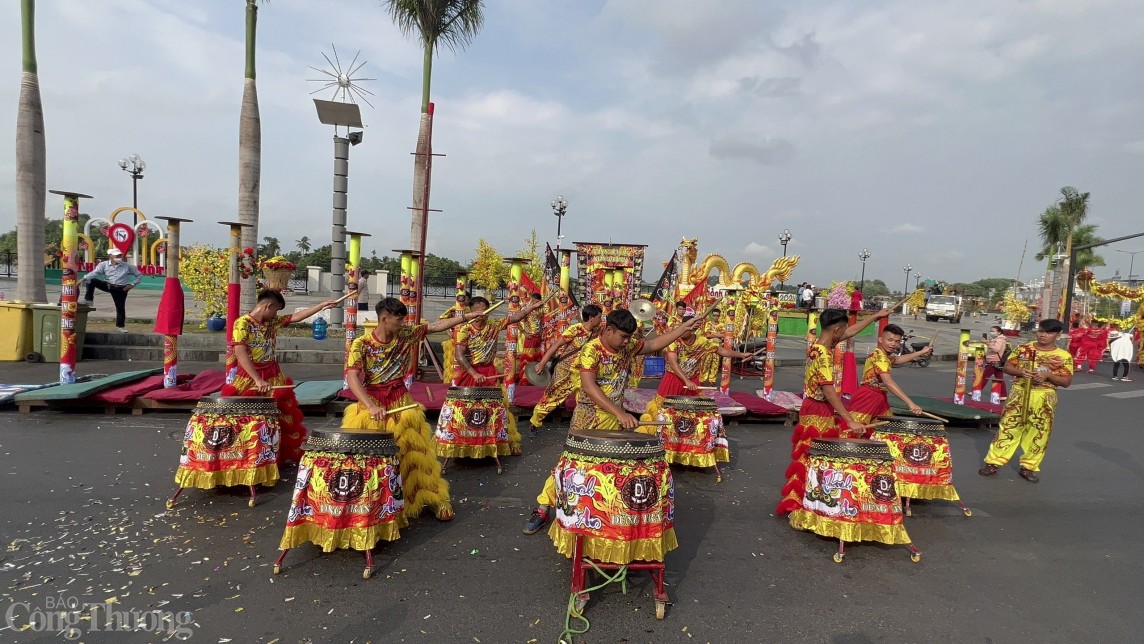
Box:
[978,464,999,476]
[1019,468,1039,483]
[522,506,552,535]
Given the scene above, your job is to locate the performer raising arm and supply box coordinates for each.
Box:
[846,323,932,434]
[453,296,543,386]
[641,315,753,421]
[527,304,604,434]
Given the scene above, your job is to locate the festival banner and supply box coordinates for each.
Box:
[649,250,679,303]
[574,242,647,307]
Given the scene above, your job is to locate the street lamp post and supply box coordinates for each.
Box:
[118,154,145,264]
[778,229,792,289]
[551,195,568,251]
[1114,248,1144,286]
[915,274,923,289]
[902,264,913,313]
[857,248,871,292]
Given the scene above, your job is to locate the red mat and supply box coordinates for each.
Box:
[936,397,1005,415]
[92,374,193,404]
[727,391,788,417]
[143,370,226,402]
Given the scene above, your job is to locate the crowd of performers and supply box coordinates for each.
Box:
[188,287,1085,572]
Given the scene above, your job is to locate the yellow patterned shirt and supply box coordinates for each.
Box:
[1007,343,1074,390]
[860,348,893,391]
[439,304,469,339]
[557,323,598,362]
[346,324,429,385]
[804,343,835,402]
[456,317,509,367]
[232,314,291,364]
[576,336,645,406]
[667,335,719,380]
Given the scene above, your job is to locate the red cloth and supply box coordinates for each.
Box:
[454,363,500,387]
[726,391,787,416]
[91,374,193,404]
[656,371,697,397]
[509,384,546,408]
[144,370,226,401]
[153,277,185,335]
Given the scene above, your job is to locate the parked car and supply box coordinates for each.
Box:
[925,295,963,324]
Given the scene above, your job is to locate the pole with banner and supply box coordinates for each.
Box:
[953,328,972,405]
[763,309,778,400]
[50,190,92,384]
[503,257,525,404]
[154,216,192,387]
[220,221,251,385]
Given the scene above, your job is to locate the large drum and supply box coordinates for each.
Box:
[872,416,970,516]
[170,396,281,506]
[789,438,919,562]
[658,395,727,468]
[275,428,406,579]
[549,429,676,565]
[434,386,512,459]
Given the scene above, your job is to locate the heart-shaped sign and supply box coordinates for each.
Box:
[108,223,135,255]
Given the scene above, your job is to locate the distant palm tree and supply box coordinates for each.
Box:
[237,0,263,310]
[15,0,46,302]
[296,236,311,254]
[383,0,485,305]
[261,236,281,257]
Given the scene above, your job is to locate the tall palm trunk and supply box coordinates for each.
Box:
[409,45,434,253]
[237,0,261,310]
[15,0,46,302]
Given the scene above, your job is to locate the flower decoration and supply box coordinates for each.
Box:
[260,255,297,271]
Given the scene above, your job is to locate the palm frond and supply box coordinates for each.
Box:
[382,0,485,53]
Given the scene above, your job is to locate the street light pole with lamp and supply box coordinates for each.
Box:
[551,195,567,251]
[118,154,145,264]
[915,273,924,289]
[902,264,912,313]
[1113,248,1144,286]
[857,248,870,292]
[778,229,792,289]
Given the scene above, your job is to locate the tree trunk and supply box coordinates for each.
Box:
[15,73,46,302]
[238,78,260,310]
[409,113,431,252]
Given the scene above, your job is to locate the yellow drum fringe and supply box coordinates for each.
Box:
[342,397,452,519]
[664,451,717,468]
[715,447,729,463]
[174,464,278,490]
[278,520,407,553]
[788,509,912,545]
[896,483,961,501]
[435,443,513,459]
[638,394,665,424]
[548,524,678,565]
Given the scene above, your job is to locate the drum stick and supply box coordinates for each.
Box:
[425,386,434,402]
[483,300,506,315]
[384,402,420,416]
[270,384,298,390]
[928,330,940,346]
[890,294,911,311]
[330,291,356,306]
[918,410,948,423]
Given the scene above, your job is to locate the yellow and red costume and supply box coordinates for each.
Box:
[699,316,723,384]
[529,322,599,429]
[342,325,452,519]
[451,317,522,451]
[640,334,719,422]
[983,343,1073,473]
[536,336,652,508]
[439,304,469,384]
[222,314,307,466]
[776,343,847,515]
[513,310,544,386]
[846,348,894,435]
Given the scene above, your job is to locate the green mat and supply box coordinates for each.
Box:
[12,369,162,402]
[294,380,344,406]
[888,394,1000,423]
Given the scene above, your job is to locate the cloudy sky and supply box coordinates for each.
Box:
[3,0,1144,287]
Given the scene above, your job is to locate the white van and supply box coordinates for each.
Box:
[925,295,963,323]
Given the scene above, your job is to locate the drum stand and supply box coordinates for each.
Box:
[833,539,921,564]
[902,495,972,517]
[568,535,669,620]
[273,547,375,580]
[165,485,258,509]
[441,456,503,475]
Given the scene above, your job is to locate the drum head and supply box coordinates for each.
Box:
[565,429,665,459]
[809,437,893,461]
[196,396,279,414]
[881,415,946,436]
[304,428,398,456]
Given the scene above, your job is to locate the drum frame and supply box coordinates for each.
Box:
[438,387,515,473]
[569,534,670,620]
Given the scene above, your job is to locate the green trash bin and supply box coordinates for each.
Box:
[28,304,89,363]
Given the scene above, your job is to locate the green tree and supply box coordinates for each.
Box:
[238,0,265,310]
[423,253,466,283]
[295,235,311,254]
[260,236,281,257]
[861,279,891,299]
[516,229,543,285]
[469,238,504,294]
[15,0,46,301]
[384,0,485,301]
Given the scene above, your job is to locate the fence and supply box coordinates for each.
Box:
[385,282,509,300]
[1,252,15,278]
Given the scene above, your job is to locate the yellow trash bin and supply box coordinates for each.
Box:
[0,301,34,361]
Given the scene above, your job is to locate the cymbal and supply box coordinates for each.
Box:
[525,361,553,387]
[628,298,657,322]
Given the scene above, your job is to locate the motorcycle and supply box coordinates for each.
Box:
[897,330,932,368]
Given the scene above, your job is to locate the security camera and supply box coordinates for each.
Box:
[347,131,363,146]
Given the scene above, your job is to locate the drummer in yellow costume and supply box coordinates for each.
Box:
[522,309,704,534]
[641,315,752,421]
[979,318,1073,483]
[439,292,470,384]
[698,307,723,385]
[846,323,931,435]
[344,297,487,521]
[527,304,604,435]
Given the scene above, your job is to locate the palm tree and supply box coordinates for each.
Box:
[237,0,263,310]
[383,0,485,306]
[15,0,46,302]
[296,236,311,255]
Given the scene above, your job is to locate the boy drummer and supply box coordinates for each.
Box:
[527,304,604,434]
[846,323,932,434]
[522,309,704,534]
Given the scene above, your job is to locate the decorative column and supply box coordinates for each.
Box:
[804,310,820,397]
[762,308,778,400]
[49,190,92,384]
[394,249,418,387]
[969,342,987,403]
[328,135,349,327]
[154,217,192,387]
[953,328,972,405]
[558,249,573,294]
[343,231,371,367]
[503,257,526,404]
[220,221,251,384]
[719,288,741,394]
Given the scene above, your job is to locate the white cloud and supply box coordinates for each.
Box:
[744,242,774,256]
[885,224,925,234]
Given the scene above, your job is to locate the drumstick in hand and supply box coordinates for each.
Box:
[330,291,356,306]
[482,300,507,315]
[270,384,298,390]
[918,410,948,423]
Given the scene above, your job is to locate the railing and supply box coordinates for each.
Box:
[1,252,15,278]
[386,283,509,300]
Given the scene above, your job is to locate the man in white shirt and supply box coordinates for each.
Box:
[801,284,815,311]
[79,248,142,333]
[357,269,371,312]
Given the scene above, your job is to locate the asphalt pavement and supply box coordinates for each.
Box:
[1,350,1141,642]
